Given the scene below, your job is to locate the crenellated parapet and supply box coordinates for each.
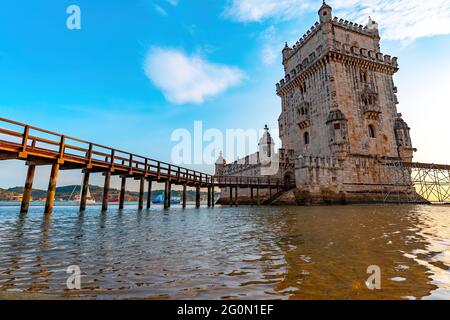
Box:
[296,155,340,170]
[331,17,378,37]
[276,46,398,95]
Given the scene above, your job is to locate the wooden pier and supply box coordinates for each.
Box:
[0,117,289,213]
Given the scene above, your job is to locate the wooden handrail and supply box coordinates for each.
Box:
[0,117,214,181]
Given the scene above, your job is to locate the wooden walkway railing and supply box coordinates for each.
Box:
[0,117,289,213]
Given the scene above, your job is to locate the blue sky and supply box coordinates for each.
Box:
[1,0,450,190]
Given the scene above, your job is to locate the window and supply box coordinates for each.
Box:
[334,123,341,130]
[304,132,310,145]
[360,70,368,83]
[368,125,376,138]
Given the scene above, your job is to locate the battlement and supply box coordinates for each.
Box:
[276,44,398,93]
[296,155,340,169]
[331,17,377,36]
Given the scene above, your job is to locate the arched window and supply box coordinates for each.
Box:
[368,125,376,138]
[304,132,310,145]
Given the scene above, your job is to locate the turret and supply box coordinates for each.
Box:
[282,42,292,63]
[259,125,275,164]
[366,16,380,37]
[394,115,415,162]
[318,1,332,23]
[326,108,349,160]
[215,151,226,176]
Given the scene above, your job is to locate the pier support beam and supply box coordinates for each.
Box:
[80,171,90,212]
[44,163,60,214]
[146,179,152,209]
[207,187,212,207]
[164,181,171,209]
[138,176,145,210]
[212,186,215,207]
[250,187,254,206]
[235,185,238,207]
[101,171,111,212]
[195,185,201,208]
[119,176,126,210]
[20,164,36,214]
[229,187,233,206]
[256,186,260,206]
[182,184,187,208]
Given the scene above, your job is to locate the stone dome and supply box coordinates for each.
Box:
[326,109,347,124]
[259,125,274,146]
[394,118,409,130]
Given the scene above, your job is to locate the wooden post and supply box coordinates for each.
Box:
[164,180,170,209]
[250,187,254,206]
[235,185,238,207]
[195,185,201,208]
[212,186,215,207]
[182,184,187,208]
[138,176,145,210]
[44,163,60,214]
[146,178,152,209]
[102,171,111,211]
[229,187,233,206]
[80,171,90,212]
[119,176,126,210]
[257,186,260,206]
[20,164,36,214]
[207,187,212,207]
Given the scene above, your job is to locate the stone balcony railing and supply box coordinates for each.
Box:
[362,103,382,120]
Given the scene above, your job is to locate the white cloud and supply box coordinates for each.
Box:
[224,0,314,22]
[332,0,450,42]
[144,48,245,104]
[261,45,279,65]
[166,0,179,6]
[224,0,450,42]
[153,4,167,16]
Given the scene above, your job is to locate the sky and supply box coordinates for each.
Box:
[0,0,450,191]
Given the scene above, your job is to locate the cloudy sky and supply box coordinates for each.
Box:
[0,0,450,190]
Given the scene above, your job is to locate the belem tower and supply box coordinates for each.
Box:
[215,2,425,205]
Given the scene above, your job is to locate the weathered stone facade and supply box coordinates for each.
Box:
[217,2,424,205]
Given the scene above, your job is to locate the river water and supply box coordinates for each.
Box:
[0,204,449,300]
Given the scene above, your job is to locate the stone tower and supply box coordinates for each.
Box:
[276,1,419,203]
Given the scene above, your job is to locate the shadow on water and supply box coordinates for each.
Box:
[0,204,448,300]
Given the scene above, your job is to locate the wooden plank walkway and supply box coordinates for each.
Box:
[0,117,288,213]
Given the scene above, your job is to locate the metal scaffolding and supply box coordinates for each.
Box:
[381,161,450,204]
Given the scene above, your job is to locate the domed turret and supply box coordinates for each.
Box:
[282,42,292,62]
[215,151,226,175]
[394,115,415,162]
[326,109,349,159]
[394,117,412,148]
[259,125,275,162]
[366,16,379,37]
[318,1,332,23]
[326,109,346,123]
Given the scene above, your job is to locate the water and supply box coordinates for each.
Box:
[0,203,449,300]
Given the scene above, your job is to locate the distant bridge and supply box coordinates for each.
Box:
[0,117,286,213]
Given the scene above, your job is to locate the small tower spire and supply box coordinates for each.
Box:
[318,0,332,23]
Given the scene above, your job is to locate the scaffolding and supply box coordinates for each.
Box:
[381,161,450,204]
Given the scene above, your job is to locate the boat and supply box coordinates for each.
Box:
[152,194,181,204]
[66,185,96,205]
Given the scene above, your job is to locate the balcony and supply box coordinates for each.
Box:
[362,104,381,120]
